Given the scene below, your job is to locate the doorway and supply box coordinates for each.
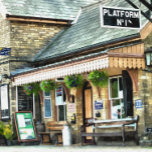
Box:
[83,81,93,141]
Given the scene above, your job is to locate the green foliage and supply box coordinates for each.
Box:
[0,121,4,135]
[3,123,13,140]
[23,83,41,96]
[88,70,108,87]
[40,80,57,93]
[64,74,84,89]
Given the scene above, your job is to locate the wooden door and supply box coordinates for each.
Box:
[83,83,93,140]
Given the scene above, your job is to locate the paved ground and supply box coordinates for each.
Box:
[0,145,151,152]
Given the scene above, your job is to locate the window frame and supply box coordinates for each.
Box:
[55,86,66,121]
[0,84,10,120]
[109,76,123,100]
[109,76,125,119]
[43,91,52,119]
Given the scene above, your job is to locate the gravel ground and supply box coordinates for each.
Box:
[0,145,151,152]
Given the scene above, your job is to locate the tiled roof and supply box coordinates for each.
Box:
[34,0,148,62]
[1,0,99,20]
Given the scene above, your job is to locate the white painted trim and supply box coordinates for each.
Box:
[16,86,18,112]
[33,94,35,119]
[13,57,109,86]
[72,9,82,24]
[0,0,7,19]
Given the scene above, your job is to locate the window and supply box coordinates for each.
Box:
[55,86,66,121]
[109,76,125,119]
[44,91,52,118]
[0,84,10,120]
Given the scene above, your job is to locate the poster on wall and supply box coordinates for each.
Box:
[15,112,38,142]
[94,100,103,110]
[135,99,143,109]
[68,103,76,113]
[55,87,64,105]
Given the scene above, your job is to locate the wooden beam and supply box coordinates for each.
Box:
[108,52,144,58]
[7,16,70,25]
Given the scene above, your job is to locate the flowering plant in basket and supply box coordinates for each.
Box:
[23,83,40,96]
[40,80,57,93]
[88,70,108,87]
[64,74,84,89]
[23,84,33,95]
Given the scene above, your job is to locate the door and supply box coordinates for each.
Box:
[122,70,133,117]
[83,82,93,140]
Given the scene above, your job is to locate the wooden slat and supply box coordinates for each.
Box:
[7,16,69,25]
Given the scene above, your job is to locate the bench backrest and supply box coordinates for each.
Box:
[46,121,64,131]
[85,116,139,131]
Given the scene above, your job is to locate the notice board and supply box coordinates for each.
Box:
[15,112,38,142]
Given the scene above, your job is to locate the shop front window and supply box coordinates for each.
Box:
[55,86,66,121]
[109,76,125,119]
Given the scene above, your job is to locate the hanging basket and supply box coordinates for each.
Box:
[23,84,33,95]
[23,83,40,96]
[88,70,108,87]
[40,80,57,93]
[64,74,84,89]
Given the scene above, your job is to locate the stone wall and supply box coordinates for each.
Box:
[137,70,152,137]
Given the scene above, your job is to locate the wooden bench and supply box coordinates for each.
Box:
[81,116,139,146]
[40,121,64,144]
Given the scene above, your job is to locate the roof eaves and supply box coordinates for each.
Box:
[12,49,108,77]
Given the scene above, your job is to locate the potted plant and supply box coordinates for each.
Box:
[40,80,57,93]
[88,70,108,87]
[3,123,14,146]
[64,74,84,89]
[0,121,5,145]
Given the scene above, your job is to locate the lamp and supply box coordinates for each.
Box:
[145,47,152,66]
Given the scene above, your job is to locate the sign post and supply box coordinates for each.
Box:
[14,112,38,142]
[100,6,140,29]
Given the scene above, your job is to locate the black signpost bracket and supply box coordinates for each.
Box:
[125,0,152,23]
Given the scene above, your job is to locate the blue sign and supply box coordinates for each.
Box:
[135,99,143,109]
[0,48,11,55]
[95,101,103,110]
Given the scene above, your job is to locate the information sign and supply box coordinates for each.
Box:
[95,100,103,110]
[101,6,140,29]
[15,112,38,142]
[135,99,143,109]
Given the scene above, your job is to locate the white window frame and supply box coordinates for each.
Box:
[109,76,123,100]
[44,91,52,118]
[109,76,124,119]
[55,86,66,121]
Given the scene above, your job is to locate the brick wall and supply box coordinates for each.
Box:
[10,21,63,60]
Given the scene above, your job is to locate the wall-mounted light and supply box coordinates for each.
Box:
[2,74,11,79]
[145,47,152,66]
